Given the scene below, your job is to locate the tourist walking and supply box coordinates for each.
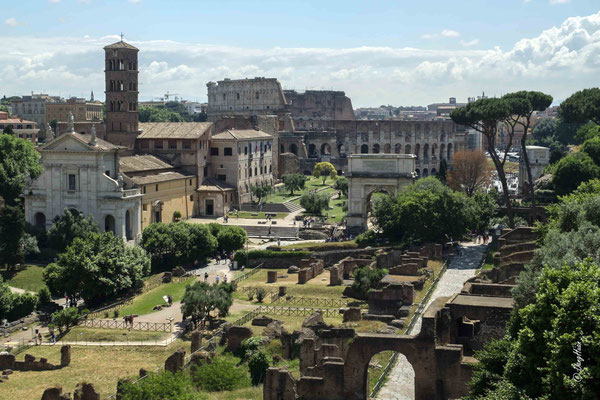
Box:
[215,275,220,284]
[204,271,208,282]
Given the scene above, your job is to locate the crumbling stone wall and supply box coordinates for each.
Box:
[367,282,414,317]
[329,257,372,285]
[298,258,324,284]
[0,345,71,372]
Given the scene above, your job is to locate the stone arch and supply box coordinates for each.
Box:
[360,144,369,154]
[383,143,391,154]
[432,143,437,157]
[414,143,420,159]
[423,143,429,160]
[104,214,115,234]
[405,144,412,155]
[308,144,317,157]
[447,143,453,160]
[372,143,380,154]
[440,143,446,160]
[34,212,46,229]
[423,168,429,177]
[440,133,446,142]
[415,168,420,177]
[321,143,331,156]
[394,143,401,154]
[289,143,298,155]
[338,143,346,156]
[431,168,437,175]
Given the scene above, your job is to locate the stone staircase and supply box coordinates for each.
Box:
[283,201,303,213]
[239,225,299,239]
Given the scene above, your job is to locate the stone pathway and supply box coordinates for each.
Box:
[375,241,488,400]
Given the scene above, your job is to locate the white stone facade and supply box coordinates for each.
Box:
[24,131,142,242]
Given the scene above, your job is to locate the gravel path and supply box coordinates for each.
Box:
[375,241,488,400]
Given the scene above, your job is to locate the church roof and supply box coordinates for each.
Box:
[104,40,139,51]
[138,122,212,139]
[129,171,192,185]
[40,131,123,152]
[119,155,173,173]
[211,129,272,141]
[197,177,236,192]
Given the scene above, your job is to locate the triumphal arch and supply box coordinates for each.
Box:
[346,154,416,231]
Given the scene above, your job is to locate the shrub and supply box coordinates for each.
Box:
[240,336,267,360]
[6,293,38,321]
[51,307,81,333]
[351,266,388,298]
[299,192,329,215]
[172,211,182,221]
[192,354,250,391]
[37,286,52,306]
[553,152,600,195]
[118,371,205,400]
[216,226,247,252]
[247,289,255,301]
[113,309,120,318]
[255,288,266,303]
[248,351,271,385]
[233,250,312,265]
[356,230,378,247]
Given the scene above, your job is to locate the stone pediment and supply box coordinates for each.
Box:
[41,132,103,152]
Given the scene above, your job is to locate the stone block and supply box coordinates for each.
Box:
[287,265,300,273]
[73,382,100,400]
[278,286,287,297]
[191,331,202,353]
[224,326,253,352]
[164,348,185,373]
[264,320,287,339]
[0,354,15,370]
[302,311,325,329]
[162,272,172,283]
[60,346,71,367]
[267,270,278,283]
[41,387,64,400]
[190,350,212,367]
[252,315,275,326]
[342,308,362,322]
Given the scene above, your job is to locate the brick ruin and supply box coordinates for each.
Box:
[0,345,71,372]
[41,383,100,400]
[297,258,325,284]
[328,257,372,286]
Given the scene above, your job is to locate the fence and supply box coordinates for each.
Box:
[370,257,452,399]
[255,305,341,318]
[231,263,264,284]
[272,296,364,308]
[79,319,172,332]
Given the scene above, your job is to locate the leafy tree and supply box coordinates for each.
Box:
[333,176,349,197]
[351,266,388,297]
[581,135,600,165]
[44,232,151,306]
[576,121,600,142]
[192,354,250,392]
[37,285,52,306]
[282,173,306,195]
[187,223,218,261]
[472,190,497,232]
[51,307,81,333]
[532,117,557,141]
[216,226,247,252]
[0,105,9,114]
[0,134,43,206]
[312,162,337,185]
[503,91,553,209]
[0,205,25,269]
[248,351,271,385]
[138,106,185,123]
[119,371,205,400]
[180,281,233,328]
[141,222,177,260]
[559,87,600,126]
[251,184,271,204]
[47,209,98,252]
[437,159,448,183]
[451,98,516,227]
[552,152,600,195]
[299,192,329,215]
[446,150,492,197]
[468,261,600,399]
[372,177,479,243]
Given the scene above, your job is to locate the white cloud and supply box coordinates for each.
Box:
[48,0,60,3]
[441,29,460,38]
[4,17,18,27]
[1,12,600,106]
[460,39,479,47]
[550,0,571,4]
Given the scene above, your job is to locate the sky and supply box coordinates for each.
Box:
[1,0,600,107]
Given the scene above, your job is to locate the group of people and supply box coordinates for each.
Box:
[302,217,316,228]
[215,250,234,266]
[203,270,228,284]
[473,231,490,244]
[123,314,135,327]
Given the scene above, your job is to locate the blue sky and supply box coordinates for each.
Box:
[2,0,600,106]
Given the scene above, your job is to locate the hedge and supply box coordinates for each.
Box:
[234,250,312,264]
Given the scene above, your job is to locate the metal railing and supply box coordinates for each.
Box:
[255,305,341,318]
[273,296,365,309]
[79,319,172,332]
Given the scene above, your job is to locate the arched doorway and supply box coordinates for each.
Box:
[394,143,401,154]
[34,212,46,229]
[414,144,420,159]
[104,215,115,234]
[431,168,437,176]
[423,168,429,177]
[308,144,317,157]
[321,143,331,156]
[125,209,133,240]
[361,144,369,154]
[447,143,453,160]
[338,144,346,156]
[432,143,437,157]
[289,143,298,155]
[405,144,411,155]
[423,143,429,161]
[415,168,420,177]
[372,143,380,154]
[440,143,446,160]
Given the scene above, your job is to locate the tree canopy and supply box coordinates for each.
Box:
[333,176,349,197]
[299,192,330,215]
[312,162,337,185]
[282,173,306,195]
[47,209,99,252]
[44,232,151,306]
[0,205,25,269]
[0,134,43,206]
[251,184,271,204]
[446,150,492,197]
[180,281,233,328]
[552,152,600,196]
[559,87,600,126]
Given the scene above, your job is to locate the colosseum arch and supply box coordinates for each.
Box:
[289,143,298,155]
[372,143,380,154]
[394,143,401,154]
[383,143,391,154]
[360,144,369,154]
[321,143,331,156]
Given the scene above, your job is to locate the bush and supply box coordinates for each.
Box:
[299,192,329,215]
[172,211,182,221]
[118,371,205,400]
[247,289,255,301]
[233,250,312,265]
[51,307,81,333]
[37,286,52,306]
[113,309,120,318]
[553,152,600,195]
[351,266,388,298]
[355,230,378,247]
[192,354,250,391]
[255,288,266,303]
[248,351,271,385]
[216,226,247,252]
[240,336,267,360]
[6,293,38,321]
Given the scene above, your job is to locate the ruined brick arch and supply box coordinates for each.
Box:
[360,144,369,154]
[372,143,380,153]
[289,143,298,155]
[342,334,436,400]
[321,143,331,156]
[383,143,391,154]
[394,143,401,154]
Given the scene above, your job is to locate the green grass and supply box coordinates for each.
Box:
[265,177,337,204]
[1,264,46,292]
[480,251,497,271]
[369,351,394,395]
[231,211,288,219]
[237,270,346,299]
[119,277,195,316]
[54,327,169,342]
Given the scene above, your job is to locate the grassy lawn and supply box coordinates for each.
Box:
[119,277,195,316]
[326,197,347,223]
[265,177,337,204]
[0,340,187,399]
[369,351,395,395]
[231,211,288,219]
[1,264,46,292]
[238,270,346,299]
[52,327,170,343]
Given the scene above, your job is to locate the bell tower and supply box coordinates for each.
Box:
[104,38,140,152]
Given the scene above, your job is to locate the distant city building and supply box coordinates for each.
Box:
[0,111,39,144]
[427,97,467,113]
[10,93,62,135]
[45,97,103,124]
